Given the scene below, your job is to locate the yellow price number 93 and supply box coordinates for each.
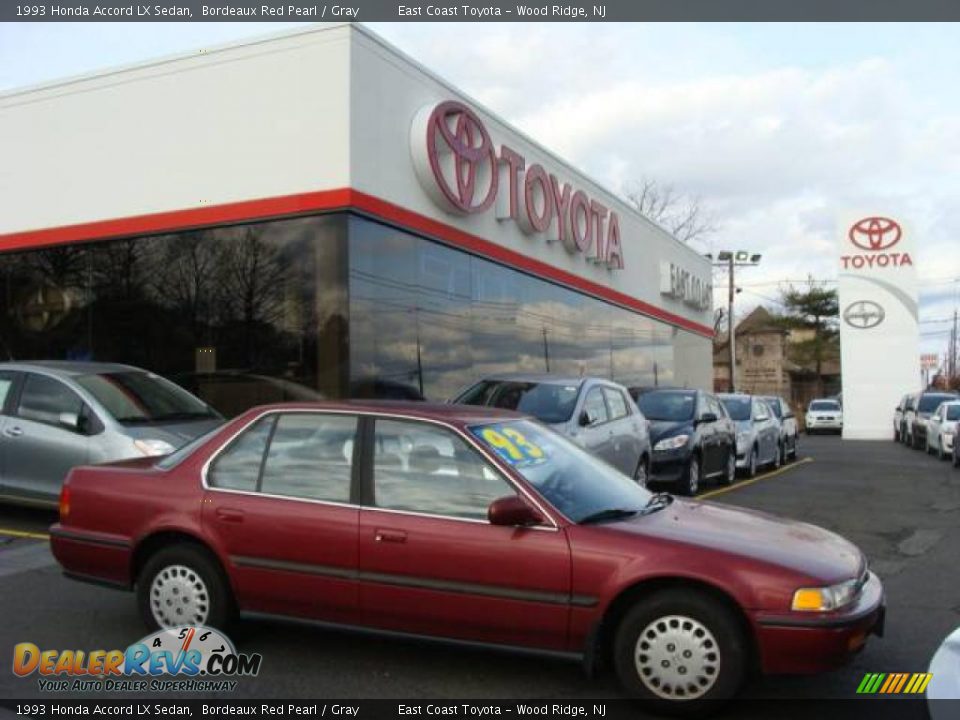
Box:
[480,426,545,463]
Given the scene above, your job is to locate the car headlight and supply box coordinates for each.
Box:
[654,434,690,451]
[791,578,859,612]
[134,439,177,457]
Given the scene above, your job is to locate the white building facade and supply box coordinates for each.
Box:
[0,24,713,414]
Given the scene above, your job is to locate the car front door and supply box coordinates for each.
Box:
[1,372,91,503]
[202,411,361,623]
[576,385,615,466]
[358,418,571,650]
[696,395,719,475]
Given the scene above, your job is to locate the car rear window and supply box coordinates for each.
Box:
[457,380,580,424]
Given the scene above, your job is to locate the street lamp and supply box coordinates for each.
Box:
[709,251,762,393]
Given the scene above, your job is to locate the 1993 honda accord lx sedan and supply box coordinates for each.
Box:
[50,402,884,713]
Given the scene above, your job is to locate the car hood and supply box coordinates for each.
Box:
[612,499,864,583]
[122,418,223,447]
[734,420,753,433]
[648,420,693,443]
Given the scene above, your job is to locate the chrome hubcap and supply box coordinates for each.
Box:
[150,564,209,628]
[634,614,721,700]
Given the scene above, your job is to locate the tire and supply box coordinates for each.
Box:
[773,442,783,469]
[746,446,758,478]
[937,439,945,461]
[718,449,736,486]
[634,455,651,488]
[613,589,748,714]
[681,453,701,496]
[953,449,960,468]
[137,544,235,632]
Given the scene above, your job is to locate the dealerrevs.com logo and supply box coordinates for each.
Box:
[841,216,912,270]
[12,626,262,693]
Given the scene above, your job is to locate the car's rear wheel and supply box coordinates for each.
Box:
[681,454,701,496]
[634,455,651,488]
[137,544,235,632]
[613,589,747,715]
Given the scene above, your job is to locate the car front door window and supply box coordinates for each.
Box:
[17,374,84,430]
[373,419,514,521]
[582,387,609,426]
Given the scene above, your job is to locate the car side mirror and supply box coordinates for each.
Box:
[488,495,544,527]
[59,412,80,431]
[579,410,595,427]
[698,412,718,425]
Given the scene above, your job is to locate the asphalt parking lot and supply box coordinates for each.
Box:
[1,434,958,705]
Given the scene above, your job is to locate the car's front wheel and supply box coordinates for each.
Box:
[937,438,946,461]
[954,448,960,468]
[137,544,235,631]
[746,446,758,478]
[681,454,701,496]
[613,589,747,714]
[718,449,736,486]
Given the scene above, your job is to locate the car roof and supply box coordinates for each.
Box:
[473,372,592,386]
[0,360,142,377]
[239,400,529,427]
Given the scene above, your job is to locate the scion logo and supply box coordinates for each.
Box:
[412,100,624,269]
[421,101,498,214]
[843,300,886,329]
[16,283,73,332]
[849,217,902,251]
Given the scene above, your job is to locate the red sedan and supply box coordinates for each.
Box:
[51,402,884,711]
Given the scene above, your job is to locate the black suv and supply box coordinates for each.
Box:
[631,388,738,495]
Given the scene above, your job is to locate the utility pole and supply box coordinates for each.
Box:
[708,251,762,394]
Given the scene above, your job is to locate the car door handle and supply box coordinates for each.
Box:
[375,529,407,544]
[215,508,245,523]
[3,426,23,438]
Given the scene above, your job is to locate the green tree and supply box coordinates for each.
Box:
[778,279,840,395]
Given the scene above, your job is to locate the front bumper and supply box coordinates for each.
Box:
[650,447,692,483]
[753,571,885,675]
[807,418,843,431]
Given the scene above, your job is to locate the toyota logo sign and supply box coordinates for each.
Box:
[843,300,886,330]
[412,100,625,270]
[849,217,902,251]
[420,101,498,215]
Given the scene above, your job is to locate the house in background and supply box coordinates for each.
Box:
[714,306,841,422]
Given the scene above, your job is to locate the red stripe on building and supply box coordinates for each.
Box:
[0,188,714,338]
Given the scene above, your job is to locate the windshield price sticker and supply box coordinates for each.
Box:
[473,425,547,467]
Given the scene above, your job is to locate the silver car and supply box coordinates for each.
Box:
[0,361,223,507]
[453,374,652,484]
[761,395,798,461]
[718,393,781,477]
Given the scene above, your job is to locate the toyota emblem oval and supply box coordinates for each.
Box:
[411,100,498,215]
[848,217,902,251]
[843,300,886,330]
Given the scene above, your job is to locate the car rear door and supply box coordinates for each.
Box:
[202,411,361,623]
[358,417,571,650]
[601,386,641,475]
[1,372,91,503]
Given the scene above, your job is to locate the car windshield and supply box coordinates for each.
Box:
[920,395,957,413]
[469,419,652,523]
[457,380,580,424]
[636,391,696,421]
[809,401,840,412]
[720,397,751,421]
[76,371,219,425]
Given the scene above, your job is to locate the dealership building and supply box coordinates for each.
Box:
[0,24,713,415]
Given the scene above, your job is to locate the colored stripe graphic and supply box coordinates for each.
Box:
[857,672,932,694]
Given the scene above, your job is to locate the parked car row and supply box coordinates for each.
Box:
[893,391,960,464]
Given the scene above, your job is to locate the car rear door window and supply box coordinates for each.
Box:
[603,388,629,420]
[260,413,356,503]
[208,416,275,492]
[17,374,84,428]
[373,419,513,521]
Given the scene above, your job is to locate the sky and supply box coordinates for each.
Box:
[1,21,958,358]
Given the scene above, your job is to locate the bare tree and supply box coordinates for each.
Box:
[624,178,717,245]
